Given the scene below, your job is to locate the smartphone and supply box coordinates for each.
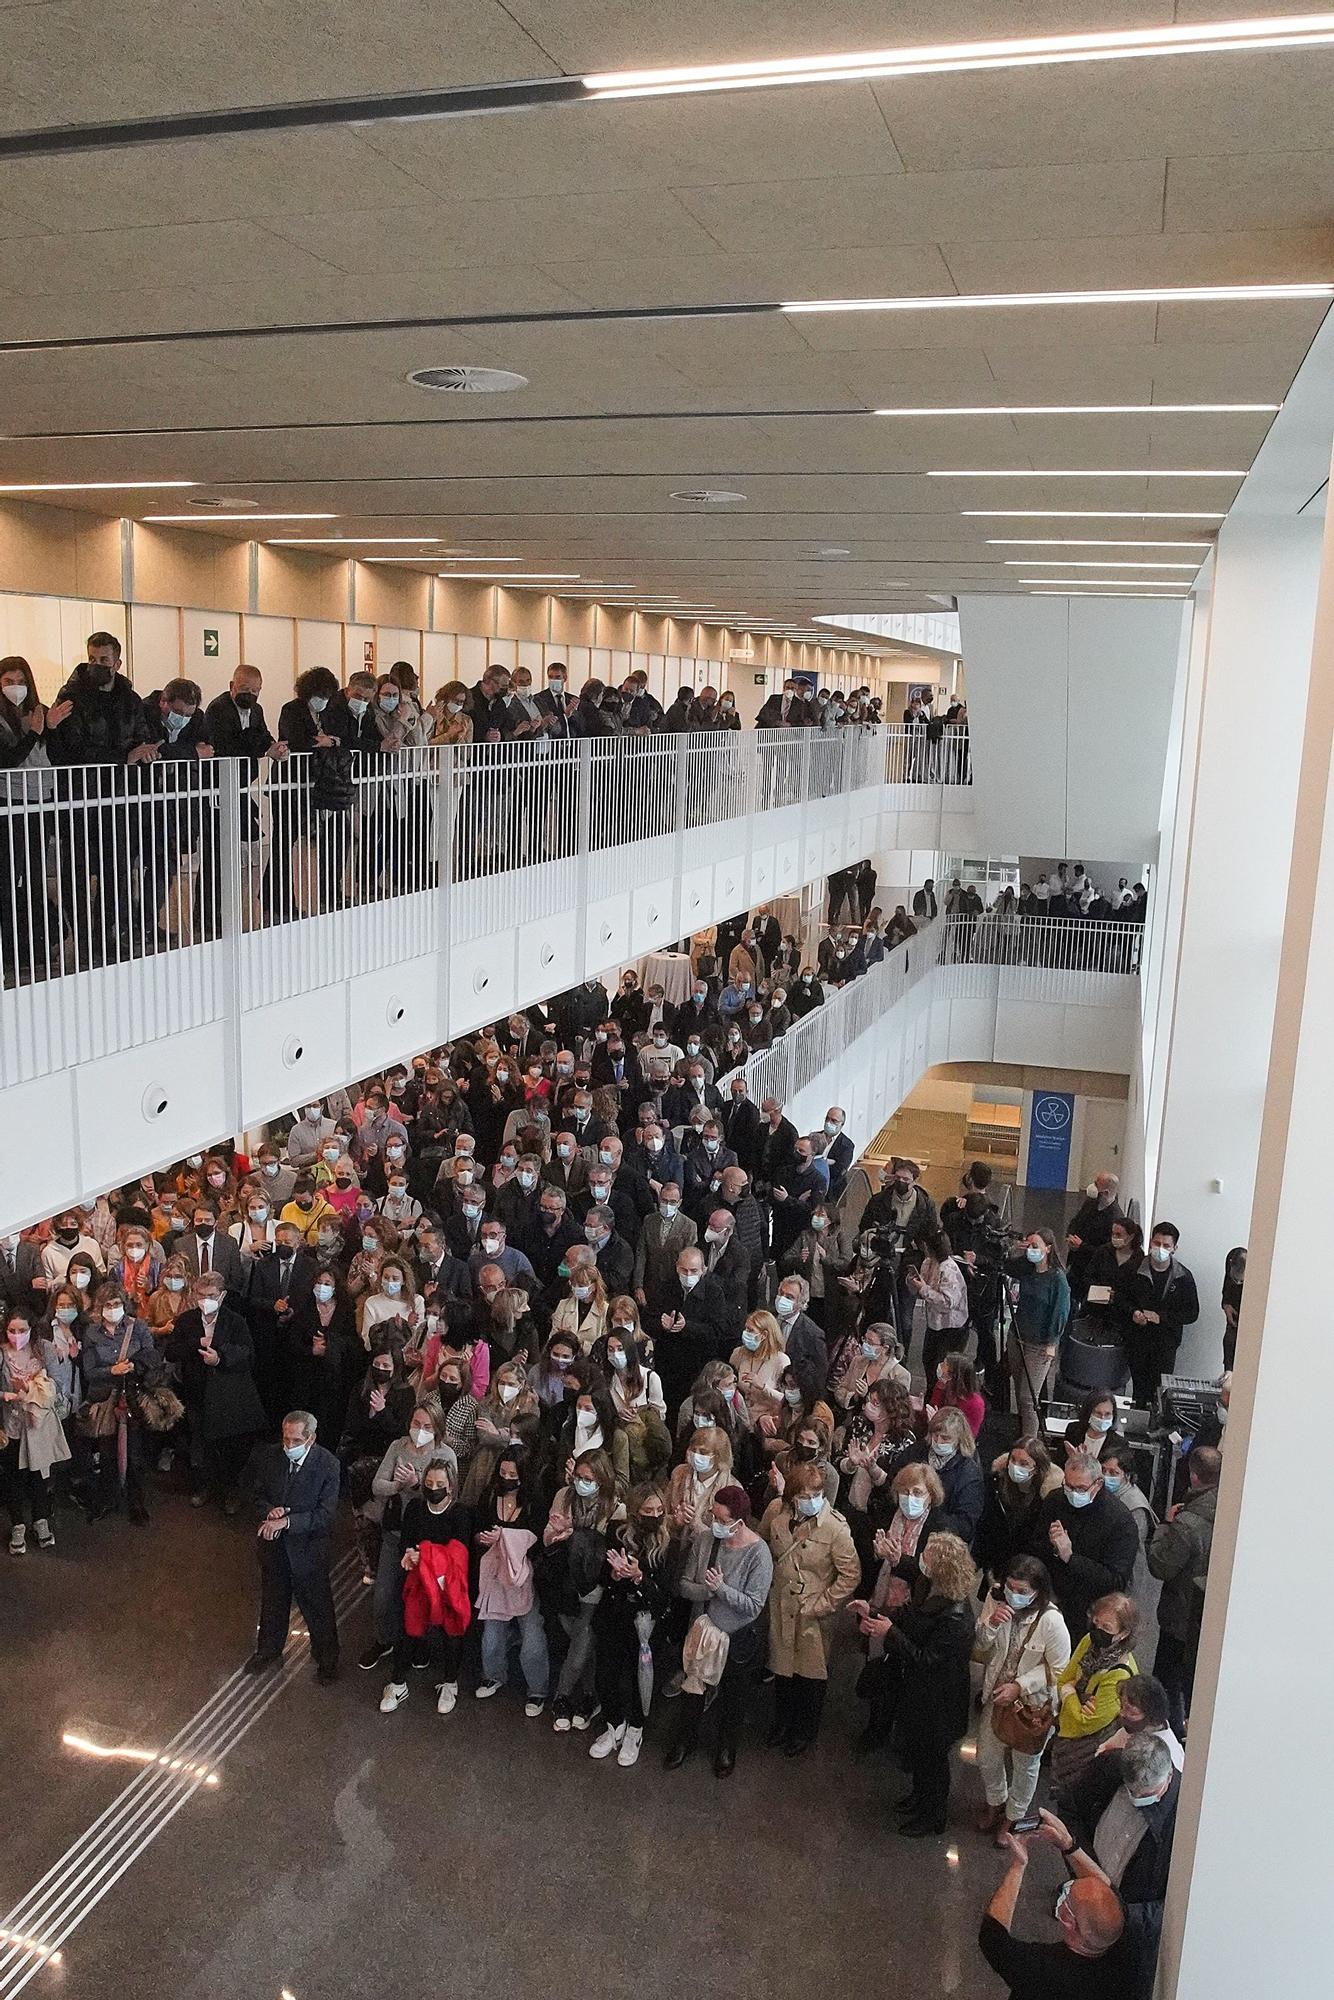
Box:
[1011,1813,1042,1835]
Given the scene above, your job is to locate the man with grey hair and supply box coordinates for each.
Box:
[1065,1171,1125,1304]
[1040,1732,1179,1994]
[1037,1450,1138,1642]
[243,1409,341,1682]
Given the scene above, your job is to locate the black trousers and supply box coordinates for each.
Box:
[1154,1630,1192,1738]
[670,1665,753,1759]
[391,1626,462,1685]
[771,1670,827,1744]
[923,1321,970,1383]
[904,1734,953,1828]
[1,1453,53,1527]
[94,1421,148,1510]
[257,1538,339,1668]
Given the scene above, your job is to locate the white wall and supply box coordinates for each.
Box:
[959,592,1186,861]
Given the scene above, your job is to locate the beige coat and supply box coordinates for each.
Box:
[760,1498,860,1679]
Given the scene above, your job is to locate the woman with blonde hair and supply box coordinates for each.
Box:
[829,1319,908,1413]
[759,1458,860,1755]
[863,1529,978,1834]
[667,1423,733,1532]
[109,1223,162,1316]
[596,1308,671,1481]
[922,1403,985,1549]
[731,1308,787,1414]
[143,1251,192,1339]
[460,1356,540,1505]
[360,1255,424,1349]
[550,1255,609,1353]
[544,1446,620,1733]
[430,680,473,745]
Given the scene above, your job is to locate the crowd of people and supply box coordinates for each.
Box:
[2,925,1231,1990]
[0,636,926,983]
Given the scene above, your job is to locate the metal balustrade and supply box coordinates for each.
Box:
[940,912,1143,976]
[0,723,966,1093]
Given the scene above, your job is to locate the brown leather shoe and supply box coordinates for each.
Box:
[974,1803,1006,1834]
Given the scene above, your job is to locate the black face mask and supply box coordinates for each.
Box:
[424,1488,450,1504]
[436,1383,462,1406]
[496,1475,520,1491]
[372,1369,394,1387]
[56,1228,80,1247]
[195,1223,215,1238]
[89,665,116,691]
[233,690,257,711]
[1088,1625,1119,1648]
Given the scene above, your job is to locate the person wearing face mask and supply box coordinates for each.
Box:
[666,1422,734,1534]
[1063,1392,1128,1465]
[557,1381,630,1493]
[472,1448,550,1712]
[594,1309,670,1478]
[632,1182,698,1311]
[0,654,59,982]
[1,1307,71,1553]
[45,632,158,958]
[588,1482,681,1766]
[760,1459,860,1756]
[81,1282,158,1524]
[227,1182,280,1266]
[465,1217,537,1295]
[1038,1732,1179,1994]
[929,1351,987,1438]
[270,668,355,921]
[109,1224,163,1313]
[461,1361,541,1505]
[865,1529,979,1834]
[1095,1672,1185,1776]
[978,1437,1061,1587]
[377,1456,474,1716]
[544,1447,619,1732]
[828,1319,909,1413]
[41,1210,105,1289]
[350,1090,409,1180]
[835,1378,918,1584]
[360,1257,424,1351]
[139,677,218,944]
[1094,1449,1158,1618]
[729,1309,789,1424]
[340,1346,417,1492]
[653,1250,731,1420]
[978,1829,1130,2000]
[1005,1230,1073,1432]
[973,1556,1072,1837]
[178,1198,245,1297]
[665,1486,773,1776]
[849,1461,947,1749]
[1146,1444,1220,1738]
[1051,1592,1140,1788]
[1064,1174,1126,1307]
[429,678,474,745]
[285,1101,337,1172]
[549,1250,610,1356]
[1032,1453,1139,1646]
[1125,1223,1199,1407]
[919,1407,986,1550]
[284,1263,361,1462]
[166,1276,265,1513]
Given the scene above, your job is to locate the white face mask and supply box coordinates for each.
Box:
[498,1382,520,1405]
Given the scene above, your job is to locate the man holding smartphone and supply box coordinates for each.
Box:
[978,1830,1130,1998]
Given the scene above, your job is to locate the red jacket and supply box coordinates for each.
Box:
[402,1539,472,1638]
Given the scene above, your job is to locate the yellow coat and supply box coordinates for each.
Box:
[760,1498,860,1679]
[1056,1635,1139,1738]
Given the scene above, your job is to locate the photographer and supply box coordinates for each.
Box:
[979,1830,1130,1999]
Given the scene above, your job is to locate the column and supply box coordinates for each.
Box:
[1143,508,1325,1373]
[1159,475,1334,1998]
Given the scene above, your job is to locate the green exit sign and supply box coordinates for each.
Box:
[202,628,219,657]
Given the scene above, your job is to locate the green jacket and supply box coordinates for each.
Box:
[1147,1486,1217,1640]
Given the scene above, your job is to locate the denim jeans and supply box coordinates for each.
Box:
[480,1607,550,1698]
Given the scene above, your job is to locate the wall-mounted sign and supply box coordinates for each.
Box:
[1028,1090,1075,1190]
[202,628,219,658]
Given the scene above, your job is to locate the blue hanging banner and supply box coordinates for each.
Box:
[1027,1090,1075,1190]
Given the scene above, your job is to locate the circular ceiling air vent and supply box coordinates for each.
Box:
[670,488,747,504]
[407,366,529,393]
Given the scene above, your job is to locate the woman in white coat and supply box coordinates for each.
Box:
[973,1553,1071,1837]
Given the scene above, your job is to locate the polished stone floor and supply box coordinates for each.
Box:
[3,1488,1067,2000]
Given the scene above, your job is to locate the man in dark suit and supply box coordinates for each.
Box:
[0,1233,46,1318]
[653,1248,734,1417]
[244,1410,341,1681]
[755,681,813,728]
[178,1200,246,1299]
[582,1206,635,1299]
[244,1221,315,1423]
[721,1075,763,1174]
[820,1107,855,1199]
[700,1208,750,1323]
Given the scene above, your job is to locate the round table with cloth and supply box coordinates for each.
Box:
[634,949,696,1004]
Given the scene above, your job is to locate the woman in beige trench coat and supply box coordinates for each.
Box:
[760,1459,860,1756]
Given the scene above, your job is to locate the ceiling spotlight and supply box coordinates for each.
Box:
[670,488,747,503]
[407,366,528,393]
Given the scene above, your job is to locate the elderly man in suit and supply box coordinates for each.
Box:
[244,1409,341,1683]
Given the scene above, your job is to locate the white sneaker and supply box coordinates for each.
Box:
[525,1699,546,1719]
[474,1681,503,1700]
[436,1681,458,1715]
[589,1723,624,1760]
[552,1712,572,1733]
[8,1526,25,1556]
[34,1519,55,1550]
[572,1704,601,1732]
[617,1725,644,1767]
[379,1681,409,1713]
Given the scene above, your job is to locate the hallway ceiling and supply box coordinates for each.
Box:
[1,1,1331,621]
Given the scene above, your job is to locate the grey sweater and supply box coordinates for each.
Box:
[678,1528,774,1633]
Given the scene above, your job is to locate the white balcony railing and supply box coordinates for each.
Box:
[0,723,957,1096]
[940,912,1143,977]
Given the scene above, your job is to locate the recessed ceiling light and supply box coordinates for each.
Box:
[586,20,1334,100]
[1007,557,1200,569]
[874,401,1278,415]
[817,546,852,555]
[930,469,1245,479]
[786,284,1330,315]
[268,535,443,545]
[0,479,196,493]
[1024,577,1194,587]
[407,366,529,393]
[988,538,1212,548]
[145,511,338,522]
[670,488,747,503]
[964,509,1228,519]
[439,571,581,581]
